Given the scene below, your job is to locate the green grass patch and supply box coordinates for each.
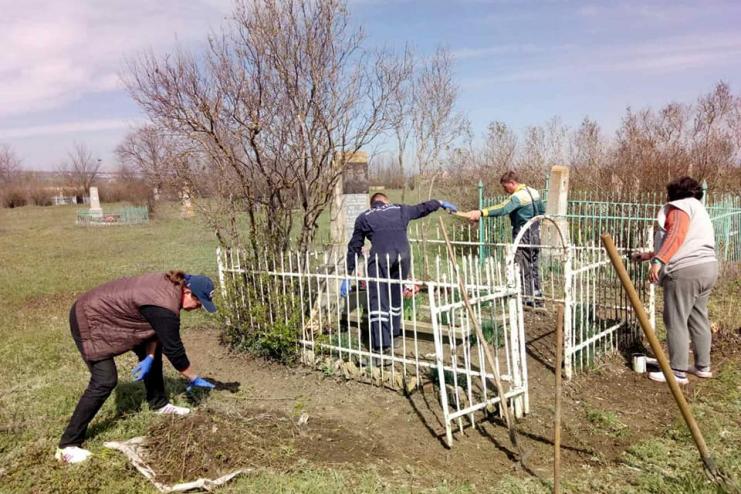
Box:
[2,201,739,493]
[585,407,629,438]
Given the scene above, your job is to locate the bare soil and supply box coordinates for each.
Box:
[164,308,739,488]
[146,408,386,484]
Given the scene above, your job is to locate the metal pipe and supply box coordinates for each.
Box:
[553,304,564,494]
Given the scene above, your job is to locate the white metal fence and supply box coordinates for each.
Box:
[563,243,647,376]
[408,217,649,378]
[216,215,653,443]
[216,241,529,447]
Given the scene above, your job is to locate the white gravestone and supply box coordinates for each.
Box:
[330,152,369,271]
[181,188,194,218]
[89,187,102,217]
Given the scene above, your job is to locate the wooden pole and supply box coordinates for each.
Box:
[553,304,564,494]
[438,216,528,464]
[600,234,728,485]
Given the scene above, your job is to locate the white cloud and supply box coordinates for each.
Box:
[0,0,231,119]
[576,1,720,24]
[452,43,577,61]
[461,31,741,87]
[0,117,147,139]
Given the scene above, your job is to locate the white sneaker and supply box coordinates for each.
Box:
[55,446,92,464]
[156,403,191,416]
[688,366,713,378]
[648,370,688,384]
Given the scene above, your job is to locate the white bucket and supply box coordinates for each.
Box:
[632,353,647,374]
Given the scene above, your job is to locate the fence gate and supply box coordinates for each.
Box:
[426,258,528,447]
[505,215,646,379]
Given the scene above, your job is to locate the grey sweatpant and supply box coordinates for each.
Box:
[661,261,718,371]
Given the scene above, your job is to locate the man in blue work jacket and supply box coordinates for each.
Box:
[461,171,545,305]
[341,192,458,355]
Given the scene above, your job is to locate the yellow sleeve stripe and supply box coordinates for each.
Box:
[483,198,512,216]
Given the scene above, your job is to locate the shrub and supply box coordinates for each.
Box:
[219,271,302,363]
[28,187,52,206]
[98,180,151,205]
[1,186,27,208]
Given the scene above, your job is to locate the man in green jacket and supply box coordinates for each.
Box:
[461,171,545,305]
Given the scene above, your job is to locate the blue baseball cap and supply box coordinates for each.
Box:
[184,274,217,313]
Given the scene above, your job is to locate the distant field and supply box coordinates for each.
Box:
[0,201,739,493]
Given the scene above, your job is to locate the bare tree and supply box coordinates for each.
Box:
[412,47,469,185]
[368,153,405,188]
[468,82,738,195]
[569,117,607,188]
[386,47,415,201]
[484,121,518,174]
[115,125,179,199]
[60,142,102,195]
[0,144,22,185]
[544,116,568,169]
[518,124,546,180]
[612,82,741,193]
[690,81,740,189]
[126,0,405,254]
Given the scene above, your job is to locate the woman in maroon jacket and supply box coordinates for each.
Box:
[56,271,217,464]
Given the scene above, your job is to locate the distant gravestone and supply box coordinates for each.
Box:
[181,188,194,218]
[89,187,102,217]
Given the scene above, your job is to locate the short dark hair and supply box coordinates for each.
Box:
[370,192,388,204]
[500,171,519,184]
[666,176,703,201]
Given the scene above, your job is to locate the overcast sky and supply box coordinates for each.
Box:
[2,0,741,170]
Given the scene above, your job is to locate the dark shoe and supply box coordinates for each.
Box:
[372,354,393,367]
[360,347,393,367]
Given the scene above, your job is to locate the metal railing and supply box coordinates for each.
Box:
[216,237,529,447]
[479,182,741,263]
[76,207,149,226]
[420,214,650,378]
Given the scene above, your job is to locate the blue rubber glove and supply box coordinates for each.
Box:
[439,200,458,213]
[187,376,215,393]
[132,355,154,382]
[340,279,351,298]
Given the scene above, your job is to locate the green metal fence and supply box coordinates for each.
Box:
[477,179,739,376]
[478,180,741,263]
[76,206,149,226]
[707,196,741,264]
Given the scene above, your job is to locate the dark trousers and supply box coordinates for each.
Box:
[514,225,542,298]
[367,254,410,351]
[59,305,168,448]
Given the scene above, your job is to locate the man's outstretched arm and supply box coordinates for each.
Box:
[402,199,449,221]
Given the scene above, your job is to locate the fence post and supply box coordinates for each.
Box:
[563,245,573,379]
[543,166,570,250]
[428,288,454,447]
[701,180,708,206]
[478,180,486,264]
